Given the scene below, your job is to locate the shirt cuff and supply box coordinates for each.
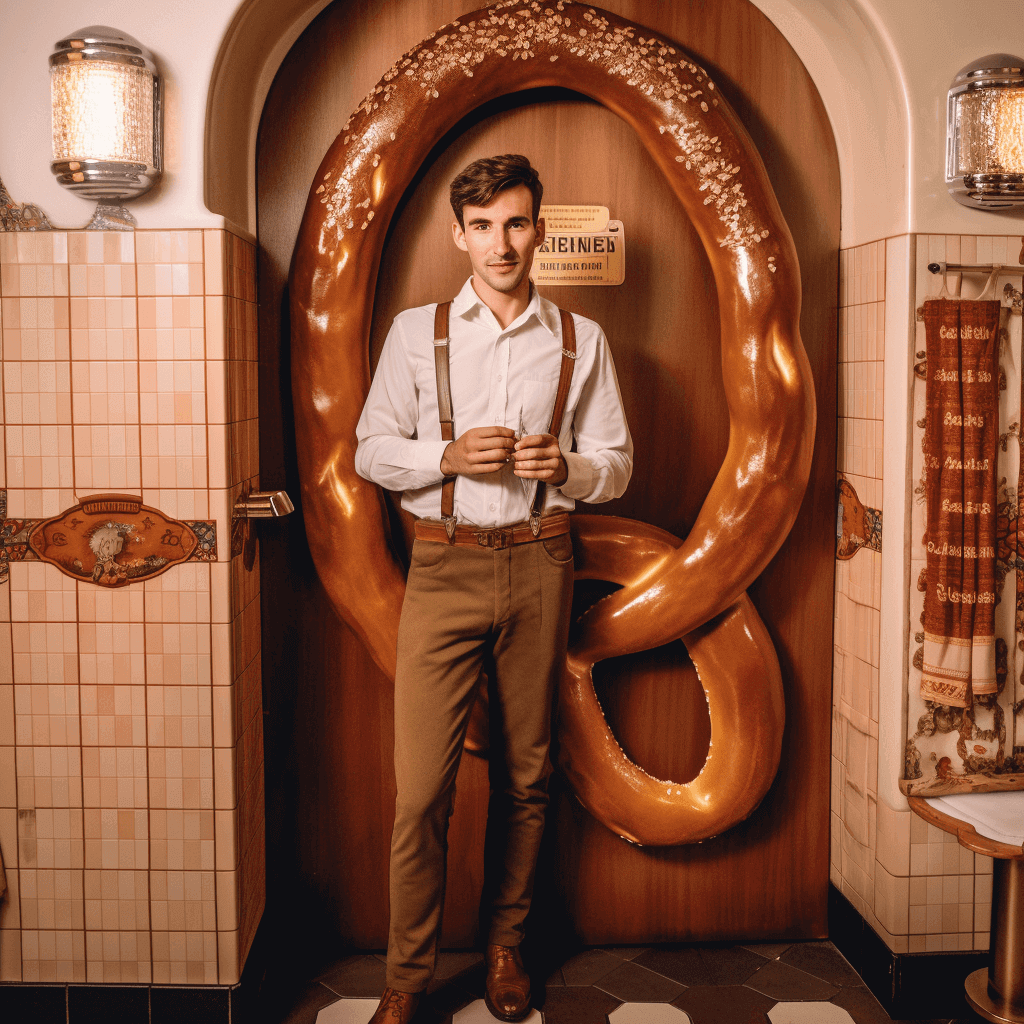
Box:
[560,451,595,499]
[414,440,452,482]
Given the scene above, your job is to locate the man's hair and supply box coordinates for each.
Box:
[449,154,543,228]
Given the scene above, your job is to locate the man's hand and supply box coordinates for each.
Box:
[440,426,517,476]
[512,433,568,486]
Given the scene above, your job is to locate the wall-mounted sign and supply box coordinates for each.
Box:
[533,205,624,286]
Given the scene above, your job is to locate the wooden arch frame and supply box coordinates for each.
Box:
[288,0,816,846]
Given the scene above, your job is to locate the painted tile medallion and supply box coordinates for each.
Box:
[3,492,217,586]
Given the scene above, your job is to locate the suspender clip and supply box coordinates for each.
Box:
[442,514,458,543]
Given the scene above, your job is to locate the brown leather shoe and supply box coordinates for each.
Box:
[484,944,531,1022]
[367,987,420,1024]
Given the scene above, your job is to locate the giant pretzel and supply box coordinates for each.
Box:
[290,1,815,846]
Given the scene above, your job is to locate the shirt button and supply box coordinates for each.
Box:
[497,375,503,381]
[489,503,496,511]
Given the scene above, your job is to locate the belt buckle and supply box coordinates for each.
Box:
[476,527,512,549]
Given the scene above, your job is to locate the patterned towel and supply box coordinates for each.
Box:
[921,298,1001,707]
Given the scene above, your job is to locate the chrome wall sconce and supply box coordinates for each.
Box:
[49,26,162,229]
[946,53,1024,209]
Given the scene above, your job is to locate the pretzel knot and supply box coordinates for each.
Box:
[290,2,815,847]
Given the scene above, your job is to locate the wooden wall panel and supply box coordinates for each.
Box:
[256,0,838,951]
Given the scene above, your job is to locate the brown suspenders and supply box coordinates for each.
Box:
[432,300,577,542]
[433,301,458,539]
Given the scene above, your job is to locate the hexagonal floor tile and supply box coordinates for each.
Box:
[609,1004,692,1024]
[745,960,840,1001]
[315,997,380,1023]
[595,960,686,1003]
[767,1001,856,1024]
[452,999,542,1023]
[671,983,776,1024]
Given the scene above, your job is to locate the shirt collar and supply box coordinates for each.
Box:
[450,277,560,338]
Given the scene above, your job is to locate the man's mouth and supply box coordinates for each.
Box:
[488,261,517,270]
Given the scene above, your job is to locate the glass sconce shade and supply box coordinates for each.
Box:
[946,53,1024,208]
[49,27,161,202]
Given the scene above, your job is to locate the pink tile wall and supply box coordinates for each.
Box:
[0,228,263,985]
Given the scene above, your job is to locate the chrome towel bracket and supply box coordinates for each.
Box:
[233,490,295,519]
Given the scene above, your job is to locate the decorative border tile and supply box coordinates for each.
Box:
[3,495,216,585]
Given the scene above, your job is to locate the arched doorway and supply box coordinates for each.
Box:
[254,0,838,958]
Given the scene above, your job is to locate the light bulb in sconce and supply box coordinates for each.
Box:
[49,26,162,229]
[946,53,1024,209]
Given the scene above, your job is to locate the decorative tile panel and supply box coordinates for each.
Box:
[2,496,216,586]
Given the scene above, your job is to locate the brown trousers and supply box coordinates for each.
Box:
[386,531,574,992]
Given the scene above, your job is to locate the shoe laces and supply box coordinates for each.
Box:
[382,989,411,1019]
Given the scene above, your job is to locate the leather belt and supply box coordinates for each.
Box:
[415,512,570,549]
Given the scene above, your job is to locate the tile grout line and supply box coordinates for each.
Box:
[72,231,87,991]
[204,228,222,991]
[64,231,86,992]
[135,230,156,1006]
[2,240,25,987]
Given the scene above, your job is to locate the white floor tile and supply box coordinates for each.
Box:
[609,1004,692,1024]
[316,997,380,1024]
[453,1000,542,1022]
[768,1002,855,1024]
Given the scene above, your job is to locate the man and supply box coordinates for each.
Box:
[356,154,632,1023]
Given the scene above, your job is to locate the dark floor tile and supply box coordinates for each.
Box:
[741,942,793,961]
[540,985,622,1024]
[317,954,388,997]
[594,959,687,1002]
[276,983,342,1024]
[419,984,476,1024]
[151,986,230,1024]
[546,967,565,987]
[69,985,148,1024]
[698,946,767,985]
[829,985,898,1024]
[743,959,840,1001]
[0,986,66,1024]
[634,947,708,986]
[831,984,952,1024]
[604,947,651,961]
[780,942,862,987]
[559,949,622,986]
[636,945,765,987]
[831,983,958,1024]
[672,984,776,1024]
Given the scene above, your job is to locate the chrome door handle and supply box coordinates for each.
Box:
[233,490,294,519]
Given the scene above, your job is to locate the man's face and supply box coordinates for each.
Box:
[452,184,545,297]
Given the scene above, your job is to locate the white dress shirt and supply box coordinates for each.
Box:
[355,278,632,528]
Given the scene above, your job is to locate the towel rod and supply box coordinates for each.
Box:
[928,262,1024,275]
